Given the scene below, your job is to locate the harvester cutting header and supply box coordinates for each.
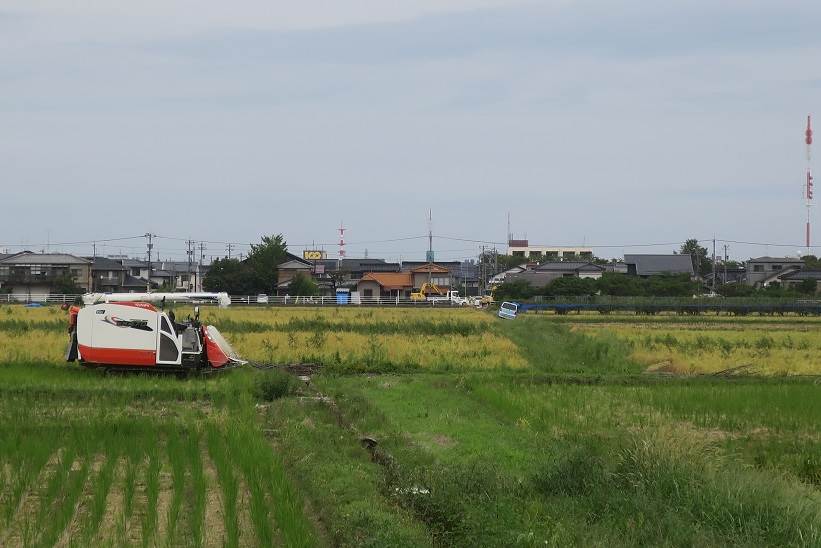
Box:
[66,292,245,372]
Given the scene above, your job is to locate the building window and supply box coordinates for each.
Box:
[771,265,782,271]
[753,265,764,272]
[512,251,525,257]
[363,289,373,298]
[529,251,542,259]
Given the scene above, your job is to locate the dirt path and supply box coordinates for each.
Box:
[154,462,174,544]
[124,457,149,546]
[201,443,226,548]
[0,447,64,547]
[94,456,127,546]
[54,454,106,548]
[236,477,256,547]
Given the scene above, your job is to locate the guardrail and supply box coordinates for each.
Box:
[0,294,84,304]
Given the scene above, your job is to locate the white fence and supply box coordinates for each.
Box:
[0,294,467,307]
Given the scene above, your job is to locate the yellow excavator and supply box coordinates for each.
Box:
[411,282,442,301]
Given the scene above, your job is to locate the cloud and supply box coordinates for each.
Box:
[1,1,820,257]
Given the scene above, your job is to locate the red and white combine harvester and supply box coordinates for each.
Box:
[66,292,246,372]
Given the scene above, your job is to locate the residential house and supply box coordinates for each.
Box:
[405,262,451,293]
[155,261,208,292]
[276,254,316,295]
[87,256,128,292]
[318,258,401,282]
[717,265,746,286]
[604,263,628,274]
[0,251,91,300]
[488,265,527,286]
[357,272,413,299]
[779,269,821,292]
[505,261,605,289]
[507,239,593,261]
[533,261,605,280]
[624,254,695,278]
[745,257,804,287]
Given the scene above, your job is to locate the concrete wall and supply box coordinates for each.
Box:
[411,271,450,290]
[357,280,381,298]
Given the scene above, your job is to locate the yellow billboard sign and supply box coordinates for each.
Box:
[303,250,325,260]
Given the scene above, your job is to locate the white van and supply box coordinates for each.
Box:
[498,301,518,320]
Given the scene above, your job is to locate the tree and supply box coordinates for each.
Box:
[480,252,527,272]
[797,278,818,295]
[205,234,290,294]
[717,283,755,297]
[246,234,288,293]
[53,275,83,294]
[596,272,645,296]
[288,272,318,295]
[493,279,535,301]
[644,273,700,297]
[680,239,713,278]
[545,277,597,296]
[203,258,255,294]
[801,255,821,269]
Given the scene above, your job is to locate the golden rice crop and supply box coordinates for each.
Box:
[0,331,67,363]
[577,324,821,375]
[231,331,527,371]
[196,306,492,327]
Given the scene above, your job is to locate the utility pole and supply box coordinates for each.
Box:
[711,238,717,293]
[479,246,487,295]
[144,233,155,292]
[226,243,234,259]
[723,244,729,286]
[186,240,195,292]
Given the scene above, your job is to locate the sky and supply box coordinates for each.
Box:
[1,0,820,263]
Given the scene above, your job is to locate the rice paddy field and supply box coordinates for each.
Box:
[1,304,820,546]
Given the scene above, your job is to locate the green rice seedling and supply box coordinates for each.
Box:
[165,434,188,543]
[140,446,161,548]
[206,427,239,548]
[0,436,57,525]
[186,431,206,548]
[38,455,90,547]
[227,414,315,547]
[76,453,118,546]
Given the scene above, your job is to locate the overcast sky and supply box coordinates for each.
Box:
[2,1,820,262]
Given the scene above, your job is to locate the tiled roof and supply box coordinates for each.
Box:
[0,251,90,265]
[781,269,821,281]
[408,262,450,274]
[748,256,805,263]
[86,256,127,271]
[360,272,413,289]
[624,254,694,276]
[534,261,605,272]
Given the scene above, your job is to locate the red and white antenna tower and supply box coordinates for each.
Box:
[338,221,346,259]
[806,115,814,248]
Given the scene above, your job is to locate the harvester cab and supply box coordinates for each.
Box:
[66,292,246,372]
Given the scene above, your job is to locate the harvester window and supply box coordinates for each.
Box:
[161,317,173,335]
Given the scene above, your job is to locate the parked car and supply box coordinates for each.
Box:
[256,294,269,304]
[497,301,518,320]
